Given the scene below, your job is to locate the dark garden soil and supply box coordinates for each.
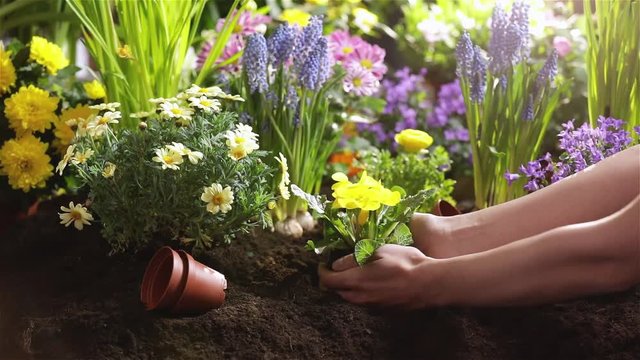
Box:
[1,198,639,360]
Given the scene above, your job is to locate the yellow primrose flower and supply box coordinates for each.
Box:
[117,44,134,59]
[0,44,16,95]
[281,9,311,27]
[29,36,69,74]
[331,171,401,211]
[352,7,378,34]
[83,80,106,100]
[394,129,433,153]
[4,85,59,136]
[102,162,116,178]
[201,183,234,214]
[152,147,184,170]
[59,201,94,230]
[275,152,291,200]
[0,135,53,192]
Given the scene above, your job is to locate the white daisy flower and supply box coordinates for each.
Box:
[149,97,177,104]
[152,148,184,170]
[166,142,204,164]
[102,162,116,178]
[217,93,245,102]
[185,84,224,98]
[71,148,94,165]
[56,144,76,175]
[130,111,154,119]
[59,201,94,230]
[188,96,221,113]
[89,102,121,111]
[274,152,291,200]
[160,102,193,120]
[200,183,234,214]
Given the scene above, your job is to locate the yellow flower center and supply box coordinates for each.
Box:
[171,108,182,115]
[98,117,109,125]
[163,155,175,164]
[360,59,372,69]
[70,210,82,221]
[342,46,354,54]
[353,77,362,87]
[235,136,246,144]
[18,159,32,171]
[212,194,224,205]
[233,24,243,33]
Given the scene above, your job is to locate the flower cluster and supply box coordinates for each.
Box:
[196,10,271,72]
[4,85,59,136]
[506,117,638,192]
[152,143,204,170]
[328,30,386,96]
[225,124,260,160]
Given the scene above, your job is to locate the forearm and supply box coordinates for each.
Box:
[425,197,640,307]
[446,145,640,256]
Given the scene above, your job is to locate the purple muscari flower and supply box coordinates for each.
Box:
[504,170,521,186]
[239,112,253,124]
[301,16,323,50]
[293,103,301,127]
[536,50,558,90]
[286,85,298,110]
[510,1,530,60]
[243,33,268,94]
[470,46,487,103]
[488,5,509,74]
[456,32,474,79]
[266,91,279,106]
[268,24,296,66]
[299,37,329,91]
[522,94,534,121]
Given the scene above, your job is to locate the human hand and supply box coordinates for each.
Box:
[410,213,458,258]
[318,244,443,309]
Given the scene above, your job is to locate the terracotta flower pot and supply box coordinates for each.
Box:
[433,200,461,217]
[140,246,226,314]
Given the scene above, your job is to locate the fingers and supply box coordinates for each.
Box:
[318,263,360,290]
[332,254,357,271]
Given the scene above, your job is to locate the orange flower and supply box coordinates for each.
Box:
[329,150,362,177]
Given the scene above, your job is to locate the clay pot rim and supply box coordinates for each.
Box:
[141,246,186,310]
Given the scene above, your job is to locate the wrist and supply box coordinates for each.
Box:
[413,257,457,307]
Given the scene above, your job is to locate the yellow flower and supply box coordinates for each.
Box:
[201,183,234,214]
[4,85,59,136]
[117,44,134,60]
[394,129,433,153]
[352,7,378,34]
[71,148,94,165]
[0,135,53,192]
[280,9,311,27]
[274,152,291,200]
[331,171,401,211]
[0,44,16,95]
[54,105,97,154]
[102,162,116,178]
[306,0,328,5]
[59,201,94,230]
[83,80,106,100]
[29,36,69,74]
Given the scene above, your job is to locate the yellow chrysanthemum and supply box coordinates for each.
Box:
[53,105,97,154]
[0,135,53,192]
[29,36,69,75]
[4,85,59,136]
[280,9,311,27]
[83,80,106,100]
[0,44,16,95]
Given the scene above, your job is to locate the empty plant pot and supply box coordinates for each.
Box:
[433,200,461,217]
[140,246,226,314]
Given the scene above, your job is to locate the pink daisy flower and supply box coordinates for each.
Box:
[344,42,387,80]
[328,30,365,63]
[343,64,380,96]
[215,11,271,36]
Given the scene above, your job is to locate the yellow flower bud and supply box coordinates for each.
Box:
[394,129,433,153]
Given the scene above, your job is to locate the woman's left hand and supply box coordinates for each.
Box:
[318,244,443,309]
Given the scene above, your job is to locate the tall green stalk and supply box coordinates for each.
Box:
[584,0,639,134]
[66,0,244,127]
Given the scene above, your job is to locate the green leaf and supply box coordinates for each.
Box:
[388,223,413,246]
[305,240,316,251]
[291,184,326,214]
[354,239,380,266]
[487,146,506,158]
